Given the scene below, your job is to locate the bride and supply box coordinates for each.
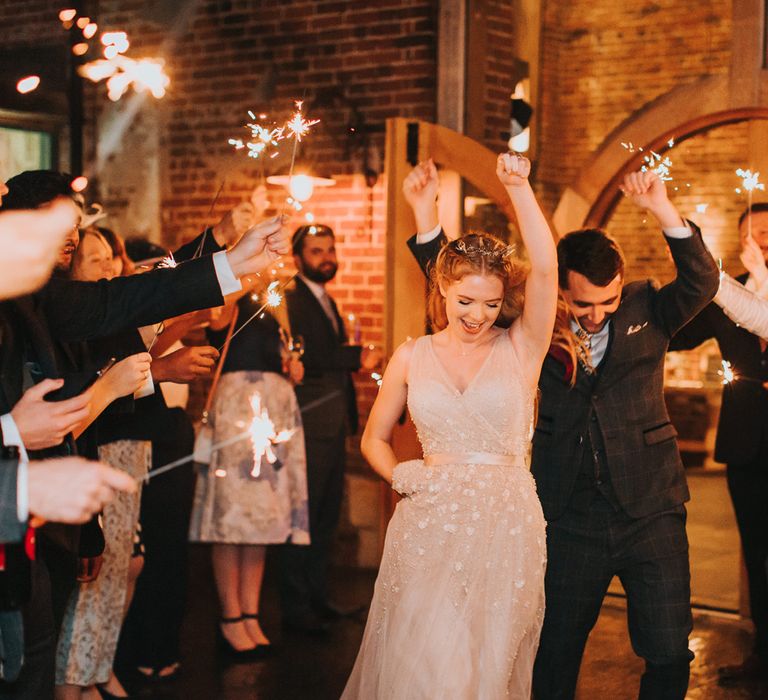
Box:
[341,153,558,699]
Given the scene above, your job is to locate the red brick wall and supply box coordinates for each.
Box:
[537,0,733,215]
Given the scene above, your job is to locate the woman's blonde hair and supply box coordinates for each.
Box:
[427,232,527,331]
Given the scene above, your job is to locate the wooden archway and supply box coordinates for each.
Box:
[553,75,768,233]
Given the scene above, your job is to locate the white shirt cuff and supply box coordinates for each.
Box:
[16,461,28,523]
[662,225,692,239]
[1,413,28,462]
[1,413,29,523]
[416,224,442,245]
[213,250,242,296]
[134,372,156,399]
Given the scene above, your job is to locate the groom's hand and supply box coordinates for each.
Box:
[403,159,439,233]
[620,170,684,228]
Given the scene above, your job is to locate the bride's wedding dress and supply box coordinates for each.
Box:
[342,332,546,699]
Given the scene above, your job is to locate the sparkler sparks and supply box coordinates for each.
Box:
[621,140,675,181]
[285,101,320,143]
[78,56,170,101]
[265,280,283,308]
[157,252,177,269]
[228,119,285,160]
[735,168,765,194]
[719,360,736,385]
[248,393,295,477]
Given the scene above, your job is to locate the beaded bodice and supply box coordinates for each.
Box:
[406,333,535,460]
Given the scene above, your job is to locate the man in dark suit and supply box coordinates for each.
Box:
[406,164,719,699]
[670,203,768,686]
[280,224,377,633]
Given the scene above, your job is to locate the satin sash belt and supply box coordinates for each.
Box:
[424,452,526,468]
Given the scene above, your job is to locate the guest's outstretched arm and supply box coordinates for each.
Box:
[715,273,768,340]
[360,341,413,484]
[499,155,558,381]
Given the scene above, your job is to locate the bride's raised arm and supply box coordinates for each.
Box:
[497,155,558,379]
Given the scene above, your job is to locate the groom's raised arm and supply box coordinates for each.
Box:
[403,159,449,277]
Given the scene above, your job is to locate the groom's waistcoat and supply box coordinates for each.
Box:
[532,230,719,522]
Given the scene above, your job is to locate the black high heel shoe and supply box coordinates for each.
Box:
[217,616,259,661]
[96,685,131,700]
[242,612,275,659]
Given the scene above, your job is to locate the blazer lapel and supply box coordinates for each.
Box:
[296,278,341,343]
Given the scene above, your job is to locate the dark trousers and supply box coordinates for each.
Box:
[280,428,346,620]
[533,497,693,700]
[118,408,195,670]
[727,452,768,662]
[0,541,76,700]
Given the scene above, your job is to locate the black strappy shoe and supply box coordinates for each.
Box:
[242,612,275,659]
[217,616,259,661]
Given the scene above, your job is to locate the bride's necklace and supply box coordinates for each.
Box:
[448,333,496,357]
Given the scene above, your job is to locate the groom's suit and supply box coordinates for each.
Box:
[409,224,719,700]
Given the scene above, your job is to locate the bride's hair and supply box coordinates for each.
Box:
[427,232,527,331]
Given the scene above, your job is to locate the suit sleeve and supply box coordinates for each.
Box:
[0,459,25,543]
[40,255,224,342]
[407,231,447,278]
[651,221,720,339]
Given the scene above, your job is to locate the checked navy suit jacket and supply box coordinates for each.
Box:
[408,224,720,521]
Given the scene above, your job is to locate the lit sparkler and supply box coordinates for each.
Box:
[719,360,736,385]
[78,56,170,101]
[280,101,320,216]
[735,169,765,241]
[222,273,298,350]
[621,139,675,181]
[16,76,40,94]
[228,120,285,161]
[248,393,295,477]
[157,251,177,269]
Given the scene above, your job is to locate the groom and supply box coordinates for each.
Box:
[405,164,719,699]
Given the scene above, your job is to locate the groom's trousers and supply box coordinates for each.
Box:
[532,495,693,700]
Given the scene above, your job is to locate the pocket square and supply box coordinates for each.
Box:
[626,322,648,335]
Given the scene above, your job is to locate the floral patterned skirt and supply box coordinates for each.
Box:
[55,439,150,686]
[189,371,310,545]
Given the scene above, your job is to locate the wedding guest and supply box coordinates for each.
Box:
[189,283,309,657]
[671,205,768,686]
[0,169,289,699]
[0,197,79,299]
[279,225,379,634]
[409,165,720,699]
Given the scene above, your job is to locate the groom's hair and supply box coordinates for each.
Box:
[738,202,768,228]
[557,228,625,289]
[1,170,76,211]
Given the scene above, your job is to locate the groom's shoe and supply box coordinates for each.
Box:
[718,654,768,686]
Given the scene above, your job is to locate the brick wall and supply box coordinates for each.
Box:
[537,0,733,214]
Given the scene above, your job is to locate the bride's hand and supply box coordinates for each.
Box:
[497,153,531,188]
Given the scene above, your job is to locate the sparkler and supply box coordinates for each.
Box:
[220,273,298,350]
[247,393,295,477]
[157,251,177,269]
[78,56,170,101]
[16,76,40,94]
[621,139,675,181]
[280,101,320,217]
[719,360,736,385]
[736,168,765,241]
